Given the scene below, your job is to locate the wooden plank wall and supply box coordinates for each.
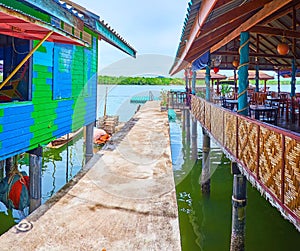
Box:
[0,34,97,160]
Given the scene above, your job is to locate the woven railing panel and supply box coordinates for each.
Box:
[238,118,258,174]
[259,127,283,200]
[211,105,224,144]
[199,99,205,125]
[191,96,200,121]
[205,103,211,130]
[284,136,300,218]
[224,112,237,154]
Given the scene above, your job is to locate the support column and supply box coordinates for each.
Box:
[201,129,210,197]
[205,52,211,101]
[230,163,247,251]
[28,147,43,213]
[85,123,94,164]
[186,109,191,148]
[0,160,4,179]
[238,32,250,116]
[5,157,13,176]
[191,117,198,161]
[191,71,196,95]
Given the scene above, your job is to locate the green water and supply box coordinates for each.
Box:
[171,118,300,251]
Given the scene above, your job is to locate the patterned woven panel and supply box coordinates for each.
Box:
[205,103,211,130]
[224,111,237,154]
[199,99,205,125]
[259,127,283,200]
[191,96,199,120]
[211,105,224,144]
[237,118,258,174]
[284,136,300,218]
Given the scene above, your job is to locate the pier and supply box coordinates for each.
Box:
[0,101,181,250]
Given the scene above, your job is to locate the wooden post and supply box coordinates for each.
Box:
[205,52,211,101]
[201,129,210,197]
[28,147,43,213]
[0,160,4,179]
[255,64,259,92]
[191,117,198,161]
[238,32,249,116]
[85,123,94,164]
[230,163,247,251]
[5,157,13,176]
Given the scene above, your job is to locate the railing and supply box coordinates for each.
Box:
[191,95,300,231]
[167,90,187,109]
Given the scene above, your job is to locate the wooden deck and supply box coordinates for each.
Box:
[0,101,181,250]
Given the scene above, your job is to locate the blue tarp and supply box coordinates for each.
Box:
[191,51,210,71]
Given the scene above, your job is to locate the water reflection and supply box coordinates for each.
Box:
[171,112,300,251]
[0,131,85,235]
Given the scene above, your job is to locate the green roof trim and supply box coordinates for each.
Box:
[96,21,136,58]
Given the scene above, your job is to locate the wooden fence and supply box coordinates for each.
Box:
[191,95,300,231]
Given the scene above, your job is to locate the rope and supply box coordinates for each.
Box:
[237,106,248,114]
[237,88,247,99]
[238,39,250,54]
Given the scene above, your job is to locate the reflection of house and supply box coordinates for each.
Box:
[0,0,135,209]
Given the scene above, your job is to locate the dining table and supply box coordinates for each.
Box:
[249,105,278,125]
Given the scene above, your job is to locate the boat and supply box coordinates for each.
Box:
[47,128,83,149]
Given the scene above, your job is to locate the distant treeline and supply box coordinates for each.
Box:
[98,75,185,85]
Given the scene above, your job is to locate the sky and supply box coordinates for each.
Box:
[74,0,189,77]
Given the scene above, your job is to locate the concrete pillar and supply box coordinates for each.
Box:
[230,163,247,251]
[85,123,94,164]
[191,117,198,161]
[201,129,210,197]
[191,71,196,95]
[238,32,249,116]
[186,109,191,148]
[28,147,43,213]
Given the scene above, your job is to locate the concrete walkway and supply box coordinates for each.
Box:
[0,101,181,251]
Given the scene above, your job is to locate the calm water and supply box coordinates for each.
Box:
[1,84,299,249]
[170,115,300,250]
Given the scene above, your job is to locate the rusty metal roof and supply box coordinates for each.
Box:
[0,0,136,57]
[170,0,300,75]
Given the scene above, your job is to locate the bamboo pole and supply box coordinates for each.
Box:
[0,30,54,90]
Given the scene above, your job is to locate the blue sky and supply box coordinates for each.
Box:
[74,0,189,76]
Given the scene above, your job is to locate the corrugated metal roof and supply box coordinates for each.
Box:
[171,0,300,75]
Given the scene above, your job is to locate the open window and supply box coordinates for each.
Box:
[0,35,31,103]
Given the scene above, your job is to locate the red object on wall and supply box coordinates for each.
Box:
[213,67,219,73]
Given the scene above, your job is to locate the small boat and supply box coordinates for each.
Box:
[47,128,83,149]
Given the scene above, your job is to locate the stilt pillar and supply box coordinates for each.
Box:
[5,157,13,176]
[201,129,210,197]
[186,109,191,148]
[230,163,247,251]
[85,123,94,164]
[28,147,43,213]
[191,117,198,161]
[0,160,4,179]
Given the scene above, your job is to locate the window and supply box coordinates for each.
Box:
[0,35,31,102]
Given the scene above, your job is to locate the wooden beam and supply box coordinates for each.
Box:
[187,15,250,61]
[210,0,293,53]
[214,50,294,59]
[250,25,300,38]
[170,0,218,75]
[202,0,272,35]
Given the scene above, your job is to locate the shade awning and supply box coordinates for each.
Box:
[0,5,86,46]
